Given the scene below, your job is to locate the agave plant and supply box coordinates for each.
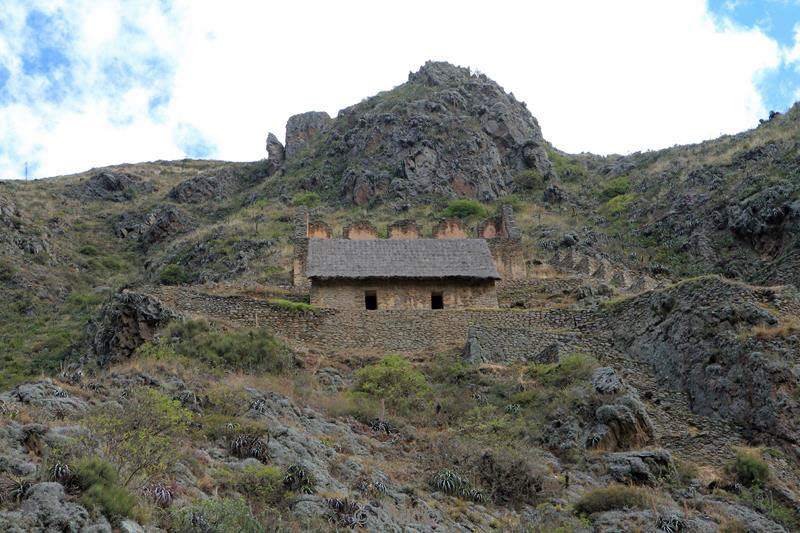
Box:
[0,399,19,417]
[327,498,367,528]
[504,403,521,415]
[429,469,468,496]
[368,418,399,435]
[176,389,200,408]
[284,464,316,494]
[466,487,488,503]
[49,462,72,484]
[0,475,33,504]
[248,398,269,415]
[229,432,270,462]
[143,484,174,507]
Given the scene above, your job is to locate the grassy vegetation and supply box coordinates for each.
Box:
[353,355,432,415]
[145,320,292,373]
[268,298,318,312]
[442,198,488,219]
[573,485,653,515]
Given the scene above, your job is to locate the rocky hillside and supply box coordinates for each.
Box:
[0,61,799,532]
[266,61,555,205]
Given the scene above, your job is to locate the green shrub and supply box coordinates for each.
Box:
[513,169,545,191]
[727,449,770,487]
[548,150,588,182]
[268,298,318,312]
[0,258,17,282]
[354,355,431,413]
[159,264,191,285]
[90,388,192,487]
[221,464,284,504]
[442,199,488,219]
[606,192,636,214]
[474,450,542,504]
[72,457,138,523]
[574,485,652,515]
[78,244,99,256]
[291,191,321,208]
[80,484,137,523]
[72,457,119,490]
[598,176,631,200]
[168,320,291,373]
[527,353,598,388]
[170,497,262,533]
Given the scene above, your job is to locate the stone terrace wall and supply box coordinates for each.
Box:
[143,287,604,353]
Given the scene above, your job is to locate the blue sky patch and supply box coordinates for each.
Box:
[175,123,217,159]
[709,0,800,112]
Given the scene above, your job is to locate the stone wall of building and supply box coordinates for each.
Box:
[310,278,497,310]
[342,221,378,240]
[143,287,604,353]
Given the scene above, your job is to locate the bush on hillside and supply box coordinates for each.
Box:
[159,263,191,285]
[598,176,631,200]
[291,191,321,208]
[354,355,431,414]
[442,199,488,219]
[90,388,192,488]
[727,449,770,487]
[170,497,262,533]
[72,457,138,523]
[527,353,598,388]
[167,320,291,373]
[574,485,652,515]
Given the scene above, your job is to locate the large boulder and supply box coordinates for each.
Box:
[167,174,231,204]
[140,206,189,248]
[86,291,179,366]
[71,171,155,202]
[1,380,88,417]
[284,111,331,158]
[0,482,111,533]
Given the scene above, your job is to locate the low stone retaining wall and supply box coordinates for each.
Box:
[143,287,608,353]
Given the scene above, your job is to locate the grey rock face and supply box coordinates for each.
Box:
[1,380,88,417]
[283,61,555,205]
[266,132,285,176]
[611,277,800,444]
[0,482,112,533]
[591,394,655,450]
[140,206,189,248]
[70,171,155,202]
[592,367,625,396]
[285,111,331,159]
[168,175,231,204]
[86,291,178,365]
[602,449,673,485]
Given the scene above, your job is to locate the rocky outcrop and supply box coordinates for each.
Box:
[86,291,179,366]
[70,171,155,202]
[0,483,111,533]
[611,277,800,445]
[282,61,555,205]
[285,111,331,158]
[0,380,88,417]
[266,132,285,175]
[140,206,189,248]
[168,174,232,204]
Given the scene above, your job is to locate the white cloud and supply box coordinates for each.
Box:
[0,0,789,179]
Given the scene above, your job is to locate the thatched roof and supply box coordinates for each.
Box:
[306,239,500,280]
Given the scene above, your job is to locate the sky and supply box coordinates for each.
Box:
[0,0,799,180]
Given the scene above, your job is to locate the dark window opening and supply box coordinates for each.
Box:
[365,291,377,310]
[431,292,444,309]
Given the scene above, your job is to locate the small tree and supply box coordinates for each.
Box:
[89,388,192,487]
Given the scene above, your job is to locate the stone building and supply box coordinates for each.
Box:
[305,238,500,309]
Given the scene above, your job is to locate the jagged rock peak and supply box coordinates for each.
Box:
[285,111,331,158]
[278,60,556,205]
